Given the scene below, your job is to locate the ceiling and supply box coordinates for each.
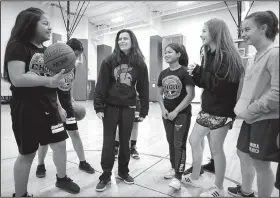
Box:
[42,1,238,36]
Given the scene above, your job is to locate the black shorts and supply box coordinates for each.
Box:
[10,98,69,155]
[64,107,78,131]
[237,119,280,162]
[196,111,234,130]
[275,163,280,190]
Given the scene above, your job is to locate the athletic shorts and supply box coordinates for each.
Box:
[10,97,69,155]
[237,119,280,162]
[63,106,78,131]
[275,163,280,190]
[196,110,234,130]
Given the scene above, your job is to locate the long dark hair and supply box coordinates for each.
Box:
[202,18,244,83]
[110,29,145,67]
[165,43,189,67]
[3,7,45,82]
[245,10,279,41]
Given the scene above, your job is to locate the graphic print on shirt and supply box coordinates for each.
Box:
[28,53,73,91]
[58,68,75,91]
[162,75,182,99]
[114,64,133,87]
[29,53,54,76]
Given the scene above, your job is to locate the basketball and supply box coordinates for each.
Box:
[73,103,86,121]
[44,43,76,74]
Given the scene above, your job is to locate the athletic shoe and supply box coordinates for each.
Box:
[200,185,224,197]
[117,173,134,184]
[79,161,95,174]
[13,192,33,197]
[228,185,255,197]
[55,175,80,194]
[130,147,140,159]
[36,164,46,178]
[164,168,175,179]
[183,166,204,175]
[183,175,204,188]
[169,178,181,190]
[96,178,111,192]
[202,158,215,173]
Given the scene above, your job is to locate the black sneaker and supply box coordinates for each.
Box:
[95,178,111,192]
[228,185,255,197]
[115,147,119,160]
[117,173,134,184]
[55,175,80,194]
[79,161,95,174]
[183,166,204,175]
[130,147,140,159]
[202,158,215,173]
[13,192,33,197]
[36,164,46,178]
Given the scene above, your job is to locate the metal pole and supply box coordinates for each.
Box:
[67,1,70,41]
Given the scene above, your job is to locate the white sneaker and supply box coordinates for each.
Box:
[164,169,175,179]
[200,185,224,197]
[183,175,203,188]
[169,178,181,190]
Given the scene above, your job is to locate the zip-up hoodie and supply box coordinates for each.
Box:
[94,54,149,118]
[234,43,279,124]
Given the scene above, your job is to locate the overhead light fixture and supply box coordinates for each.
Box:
[111,16,124,23]
[177,1,195,7]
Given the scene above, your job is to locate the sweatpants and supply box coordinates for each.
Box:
[163,112,191,179]
[99,104,135,181]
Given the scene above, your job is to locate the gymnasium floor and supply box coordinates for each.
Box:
[1,101,279,197]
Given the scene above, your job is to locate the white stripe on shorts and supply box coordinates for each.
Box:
[51,123,64,134]
[66,117,77,124]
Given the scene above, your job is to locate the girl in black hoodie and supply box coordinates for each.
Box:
[94,29,149,192]
[183,18,244,197]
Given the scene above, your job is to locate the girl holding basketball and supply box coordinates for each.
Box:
[228,11,279,197]
[157,43,195,190]
[94,29,149,192]
[184,18,244,197]
[3,7,80,196]
[36,38,95,178]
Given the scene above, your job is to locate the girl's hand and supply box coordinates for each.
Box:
[46,69,67,88]
[167,110,178,121]
[187,63,197,76]
[161,108,169,119]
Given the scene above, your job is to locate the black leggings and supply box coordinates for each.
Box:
[99,105,135,181]
[163,112,192,179]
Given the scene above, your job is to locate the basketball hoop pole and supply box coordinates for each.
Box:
[67,1,70,41]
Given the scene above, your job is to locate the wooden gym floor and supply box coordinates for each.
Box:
[1,101,279,197]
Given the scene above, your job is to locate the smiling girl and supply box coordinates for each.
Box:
[228,10,279,197]
[157,43,195,190]
[184,18,244,197]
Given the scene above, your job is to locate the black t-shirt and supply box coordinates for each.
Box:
[4,40,58,111]
[157,66,195,113]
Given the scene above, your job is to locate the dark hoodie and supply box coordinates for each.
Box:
[94,54,149,118]
[192,50,241,118]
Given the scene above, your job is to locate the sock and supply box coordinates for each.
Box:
[131,140,137,148]
[115,140,119,147]
[241,187,253,195]
[80,160,86,165]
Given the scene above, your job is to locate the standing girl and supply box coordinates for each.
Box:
[3,7,80,196]
[184,18,244,197]
[94,29,149,192]
[157,43,195,190]
[36,38,95,178]
[228,10,279,197]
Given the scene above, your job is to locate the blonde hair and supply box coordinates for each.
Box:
[202,18,244,82]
